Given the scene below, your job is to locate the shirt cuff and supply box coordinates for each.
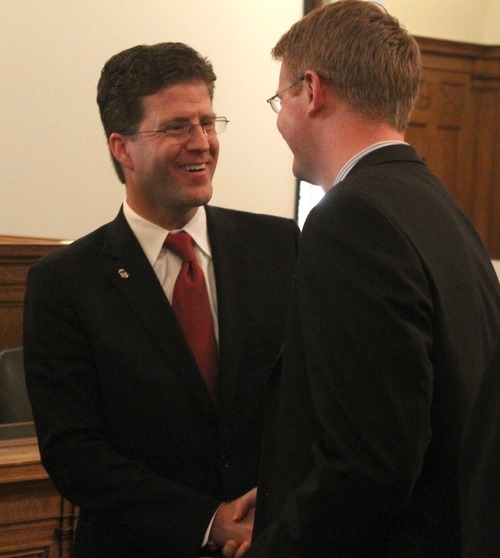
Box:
[202,505,221,547]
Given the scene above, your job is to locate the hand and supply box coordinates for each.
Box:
[208,488,257,553]
[222,538,250,558]
[228,487,257,523]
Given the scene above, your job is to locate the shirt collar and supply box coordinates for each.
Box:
[182,207,211,260]
[334,141,408,186]
[123,201,211,267]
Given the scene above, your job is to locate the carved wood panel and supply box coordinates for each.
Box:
[410,39,500,258]
[407,68,474,213]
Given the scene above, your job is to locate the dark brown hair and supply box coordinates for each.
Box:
[97,42,216,182]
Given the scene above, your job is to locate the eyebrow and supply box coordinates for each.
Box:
[158,113,217,126]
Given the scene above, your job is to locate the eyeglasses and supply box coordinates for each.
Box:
[266,77,304,113]
[122,117,229,140]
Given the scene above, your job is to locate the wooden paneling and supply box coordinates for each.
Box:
[407,68,473,209]
[0,237,70,350]
[408,38,500,258]
[0,437,76,557]
[0,238,76,556]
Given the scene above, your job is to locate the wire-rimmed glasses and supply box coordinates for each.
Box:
[122,117,229,140]
[267,77,304,113]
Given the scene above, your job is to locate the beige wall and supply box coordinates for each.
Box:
[1,0,498,240]
[493,261,500,281]
[385,0,499,44]
[0,0,302,239]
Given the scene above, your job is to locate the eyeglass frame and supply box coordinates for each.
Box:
[267,77,304,113]
[121,116,229,140]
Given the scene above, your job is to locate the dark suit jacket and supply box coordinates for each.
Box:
[250,145,500,557]
[460,337,500,557]
[23,205,299,558]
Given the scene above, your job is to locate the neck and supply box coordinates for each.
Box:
[125,195,199,231]
[317,111,405,191]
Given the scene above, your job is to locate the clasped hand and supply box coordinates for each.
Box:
[208,487,256,558]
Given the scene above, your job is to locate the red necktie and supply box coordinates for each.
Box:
[164,232,218,404]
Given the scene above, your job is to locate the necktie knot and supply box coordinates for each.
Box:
[164,231,196,263]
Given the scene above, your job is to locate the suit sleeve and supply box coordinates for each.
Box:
[251,190,435,556]
[460,339,500,557]
[23,260,220,557]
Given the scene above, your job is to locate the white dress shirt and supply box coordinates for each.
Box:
[123,201,219,343]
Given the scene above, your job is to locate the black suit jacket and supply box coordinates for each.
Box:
[460,337,500,557]
[23,205,299,558]
[250,145,500,557]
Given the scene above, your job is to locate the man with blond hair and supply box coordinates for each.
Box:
[225,1,500,556]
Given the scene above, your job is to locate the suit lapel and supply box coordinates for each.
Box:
[206,206,249,419]
[102,209,215,417]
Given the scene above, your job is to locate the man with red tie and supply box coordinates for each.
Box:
[23,42,299,558]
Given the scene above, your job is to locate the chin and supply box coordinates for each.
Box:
[191,185,213,206]
[292,164,306,183]
[293,161,317,187]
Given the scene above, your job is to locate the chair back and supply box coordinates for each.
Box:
[0,347,33,423]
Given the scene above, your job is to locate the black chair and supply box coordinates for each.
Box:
[0,347,33,424]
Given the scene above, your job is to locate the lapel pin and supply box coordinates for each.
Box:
[118,268,129,279]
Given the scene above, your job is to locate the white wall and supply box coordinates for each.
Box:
[0,0,302,239]
[492,261,500,282]
[1,1,498,240]
[385,0,499,44]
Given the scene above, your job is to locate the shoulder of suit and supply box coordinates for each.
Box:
[35,222,111,268]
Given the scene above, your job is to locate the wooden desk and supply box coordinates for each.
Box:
[0,436,76,557]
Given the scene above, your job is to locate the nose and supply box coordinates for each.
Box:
[185,123,211,150]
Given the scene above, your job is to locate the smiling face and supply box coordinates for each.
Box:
[112,81,219,230]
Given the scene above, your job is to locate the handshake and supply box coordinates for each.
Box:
[207,487,257,558]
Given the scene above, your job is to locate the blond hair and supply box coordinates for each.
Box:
[272,0,420,130]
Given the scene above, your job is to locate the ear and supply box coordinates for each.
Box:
[304,70,325,117]
[109,132,134,172]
